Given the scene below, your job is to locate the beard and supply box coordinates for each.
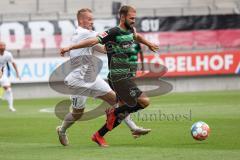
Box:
[124,20,133,30]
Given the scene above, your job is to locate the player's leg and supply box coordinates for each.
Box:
[96,95,151,140]
[137,92,150,108]
[106,77,151,136]
[111,78,149,113]
[94,80,151,142]
[97,90,117,106]
[57,95,86,146]
[88,78,116,147]
[124,114,151,138]
[98,104,151,139]
[103,76,153,134]
[2,77,15,112]
[87,76,149,146]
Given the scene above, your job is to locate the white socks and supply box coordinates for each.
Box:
[4,88,15,111]
[124,114,138,131]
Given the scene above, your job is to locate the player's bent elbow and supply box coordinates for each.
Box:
[87,37,99,47]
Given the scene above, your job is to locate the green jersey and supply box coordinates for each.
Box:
[98,26,141,80]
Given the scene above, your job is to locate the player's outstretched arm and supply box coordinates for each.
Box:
[92,44,106,54]
[12,62,20,79]
[134,32,159,52]
[60,37,100,56]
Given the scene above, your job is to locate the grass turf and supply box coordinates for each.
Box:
[0,91,240,160]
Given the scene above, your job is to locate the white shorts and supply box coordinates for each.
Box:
[0,76,11,87]
[64,72,112,109]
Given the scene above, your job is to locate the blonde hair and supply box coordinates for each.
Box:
[77,8,92,19]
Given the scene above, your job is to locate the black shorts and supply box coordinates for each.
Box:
[108,77,142,107]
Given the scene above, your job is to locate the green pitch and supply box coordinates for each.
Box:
[0,91,240,160]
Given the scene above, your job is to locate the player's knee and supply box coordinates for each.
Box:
[71,108,84,120]
[138,96,150,108]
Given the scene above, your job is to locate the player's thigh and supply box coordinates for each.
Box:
[98,90,117,106]
[89,77,115,105]
[1,77,11,88]
[71,107,85,120]
[137,93,150,108]
[64,72,98,97]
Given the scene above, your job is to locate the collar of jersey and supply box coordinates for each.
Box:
[117,26,131,33]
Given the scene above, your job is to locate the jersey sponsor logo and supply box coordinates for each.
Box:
[99,32,108,38]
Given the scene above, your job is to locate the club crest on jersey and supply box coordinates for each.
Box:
[99,32,108,38]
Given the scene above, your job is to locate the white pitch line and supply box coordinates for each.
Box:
[39,108,54,113]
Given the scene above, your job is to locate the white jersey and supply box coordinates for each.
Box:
[64,27,111,104]
[69,27,98,79]
[0,51,13,71]
[0,51,13,86]
[70,26,98,58]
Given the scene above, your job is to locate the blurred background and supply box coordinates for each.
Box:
[0,0,239,99]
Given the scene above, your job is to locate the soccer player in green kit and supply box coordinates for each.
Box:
[60,5,159,147]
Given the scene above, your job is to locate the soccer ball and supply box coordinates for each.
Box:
[191,121,210,141]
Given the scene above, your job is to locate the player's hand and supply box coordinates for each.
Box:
[148,43,159,52]
[60,47,71,57]
[17,75,21,80]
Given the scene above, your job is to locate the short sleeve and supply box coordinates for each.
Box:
[6,52,13,63]
[97,27,118,45]
[71,29,98,44]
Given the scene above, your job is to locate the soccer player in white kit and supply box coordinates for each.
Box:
[0,42,20,112]
[56,8,151,147]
